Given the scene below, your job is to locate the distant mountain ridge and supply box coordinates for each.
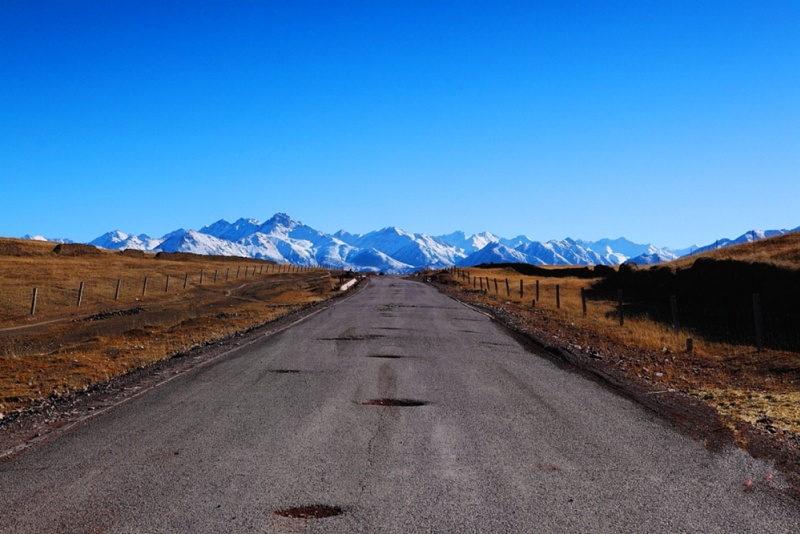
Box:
[22,214,800,274]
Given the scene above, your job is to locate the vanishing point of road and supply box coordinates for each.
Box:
[1,276,797,532]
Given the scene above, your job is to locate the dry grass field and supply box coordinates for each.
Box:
[0,238,342,415]
[436,232,800,441]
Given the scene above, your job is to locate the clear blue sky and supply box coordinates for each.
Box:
[1,1,798,248]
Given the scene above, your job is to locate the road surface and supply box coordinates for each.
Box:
[1,276,797,532]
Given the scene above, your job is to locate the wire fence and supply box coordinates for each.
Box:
[0,261,321,325]
[447,265,800,353]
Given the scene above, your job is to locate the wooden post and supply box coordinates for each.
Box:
[199,269,204,285]
[183,273,188,289]
[473,277,476,288]
[531,299,536,308]
[480,277,484,291]
[535,280,539,301]
[505,278,510,296]
[494,278,498,294]
[214,270,218,283]
[617,289,624,326]
[581,288,587,317]
[260,265,264,274]
[670,295,680,329]
[77,281,84,307]
[556,284,560,309]
[753,293,763,352]
[165,275,170,292]
[236,266,240,279]
[519,279,523,298]
[114,279,121,300]
[226,268,230,281]
[142,276,148,296]
[30,287,38,316]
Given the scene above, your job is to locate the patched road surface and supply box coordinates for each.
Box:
[1,277,798,532]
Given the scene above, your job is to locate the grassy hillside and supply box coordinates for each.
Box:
[0,238,340,414]
[671,230,800,268]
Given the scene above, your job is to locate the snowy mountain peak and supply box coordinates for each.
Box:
[265,213,297,228]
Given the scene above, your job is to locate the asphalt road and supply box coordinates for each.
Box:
[1,277,798,533]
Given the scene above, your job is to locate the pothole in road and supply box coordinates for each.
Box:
[274,505,344,519]
[357,398,427,407]
[269,369,301,374]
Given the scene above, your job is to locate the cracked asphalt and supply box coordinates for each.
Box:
[1,276,798,532]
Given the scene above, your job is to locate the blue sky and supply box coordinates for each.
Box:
[1,1,798,248]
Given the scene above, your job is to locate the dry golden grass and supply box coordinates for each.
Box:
[0,238,341,414]
[447,266,800,436]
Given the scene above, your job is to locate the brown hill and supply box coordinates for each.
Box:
[671,230,800,269]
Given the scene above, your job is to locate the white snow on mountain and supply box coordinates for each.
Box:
[56,214,798,273]
[458,243,531,266]
[90,230,162,251]
[350,227,460,268]
[499,235,535,249]
[199,218,262,242]
[436,231,500,256]
[627,244,679,265]
[155,229,250,257]
[346,248,414,273]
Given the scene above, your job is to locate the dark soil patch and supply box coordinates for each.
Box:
[274,505,343,519]
[52,243,102,256]
[80,307,145,322]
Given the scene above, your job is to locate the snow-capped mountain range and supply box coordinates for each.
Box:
[23,214,800,274]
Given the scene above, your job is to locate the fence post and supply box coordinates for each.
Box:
[617,289,624,326]
[519,279,523,298]
[236,266,241,278]
[214,270,218,283]
[30,287,38,316]
[581,288,587,317]
[199,269,204,285]
[494,278,498,294]
[142,276,148,296]
[535,280,539,301]
[556,284,560,309]
[77,281,84,307]
[480,277,484,291]
[226,268,230,281]
[183,273,188,289]
[753,293,763,353]
[165,275,170,292]
[114,279,121,300]
[505,278,510,296]
[670,295,680,329]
